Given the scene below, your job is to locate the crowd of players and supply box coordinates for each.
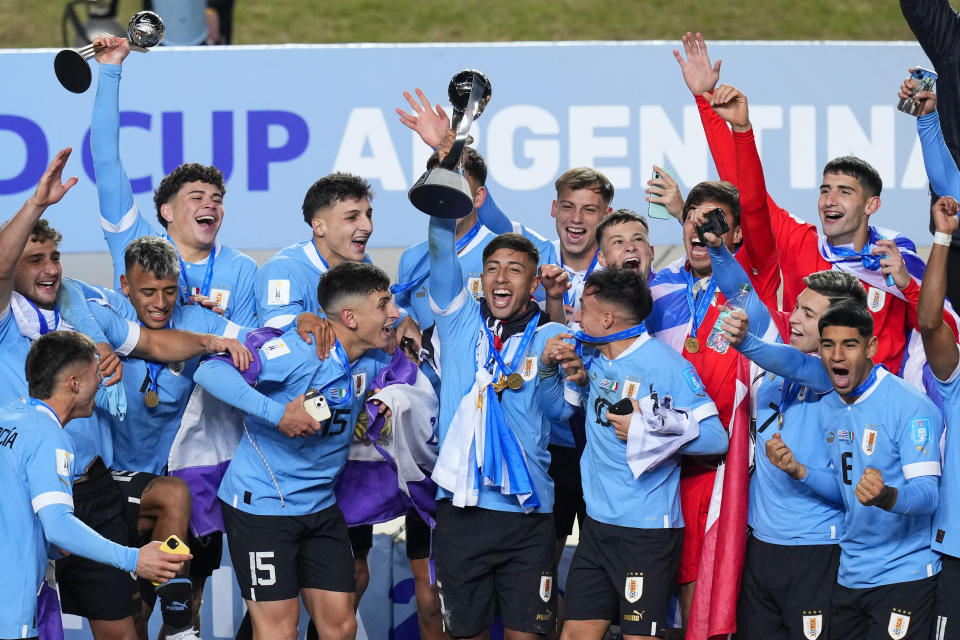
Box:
[2,20,960,640]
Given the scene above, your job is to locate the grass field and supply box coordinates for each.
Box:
[0,0,917,49]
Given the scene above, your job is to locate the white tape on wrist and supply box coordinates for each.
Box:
[933,231,953,247]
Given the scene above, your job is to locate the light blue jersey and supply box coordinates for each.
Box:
[255,239,375,329]
[396,224,559,331]
[707,245,845,545]
[194,329,385,515]
[0,301,140,478]
[576,333,724,528]
[933,360,960,559]
[818,368,942,588]
[0,399,138,638]
[92,64,259,325]
[427,215,569,513]
[87,299,239,474]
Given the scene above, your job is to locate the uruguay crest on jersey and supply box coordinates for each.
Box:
[467,277,482,300]
[887,610,910,639]
[867,287,886,313]
[621,379,642,401]
[862,427,878,456]
[802,613,822,640]
[521,356,537,382]
[624,575,643,603]
[353,371,367,398]
[539,574,552,603]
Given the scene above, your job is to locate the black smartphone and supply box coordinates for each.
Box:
[695,207,730,244]
[609,397,635,415]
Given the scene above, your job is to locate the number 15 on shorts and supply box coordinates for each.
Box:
[250,551,277,586]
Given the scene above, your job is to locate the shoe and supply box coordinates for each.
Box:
[166,627,201,640]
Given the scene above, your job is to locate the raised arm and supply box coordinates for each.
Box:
[739,332,832,392]
[918,196,960,380]
[917,107,960,200]
[0,149,77,317]
[900,0,960,67]
[707,244,774,339]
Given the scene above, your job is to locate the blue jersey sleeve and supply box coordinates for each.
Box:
[256,259,309,329]
[193,359,286,426]
[427,217,463,311]
[737,333,833,392]
[58,278,108,345]
[679,414,729,455]
[708,245,772,338]
[477,187,513,234]
[92,64,159,290]
[889,474,939,516]
[799,465,844,505]
[86,300,141,357]
[896,402,943,481]
[37,504,139,573]
[918,111,960,200]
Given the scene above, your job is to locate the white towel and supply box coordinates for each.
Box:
[11,292,73,339]
[625,394,700,478]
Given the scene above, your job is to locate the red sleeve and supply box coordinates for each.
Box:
[696,94,738,184]
[732,129,781,309]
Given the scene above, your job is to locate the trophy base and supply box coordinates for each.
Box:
[408,169,474,219]
[54,50,93,94]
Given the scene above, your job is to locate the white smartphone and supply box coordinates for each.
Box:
[303,389,332,423]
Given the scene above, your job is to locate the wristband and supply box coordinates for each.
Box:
[538,361,559,380]
[933,231,953,247]
[874,485,899,511]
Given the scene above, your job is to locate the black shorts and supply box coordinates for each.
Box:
[349,509,432,561]
[737,535,840,640]
[221,501,355,601]
[547,443,585,541]
[56,460,140,621]
[564,516,681,637]
[935,553,960,639]
[832,575,937,640]
[433,500,556,638]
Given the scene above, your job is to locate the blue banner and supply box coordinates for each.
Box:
[0,41,937,254]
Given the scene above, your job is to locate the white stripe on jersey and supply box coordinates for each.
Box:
[31,491,73,512]
[99,203,138,234]
[903,461,941,479]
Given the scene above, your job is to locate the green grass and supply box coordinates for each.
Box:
[0,0,915,49]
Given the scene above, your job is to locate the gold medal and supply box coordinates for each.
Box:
[685,336,700,354]
[492,375,508,393]
[144,390,160,408]
[506,373,524,390]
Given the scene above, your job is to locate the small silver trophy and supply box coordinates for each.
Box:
[54,11,165,94]
[408,69,492,218]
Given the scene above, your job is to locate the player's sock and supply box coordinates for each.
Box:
[156,577,193,630]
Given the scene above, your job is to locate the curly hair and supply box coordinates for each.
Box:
[153,163,226,228]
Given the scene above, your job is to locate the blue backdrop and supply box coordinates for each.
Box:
[0,41,939,255]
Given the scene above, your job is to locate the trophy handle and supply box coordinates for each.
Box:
[440,74,485,172]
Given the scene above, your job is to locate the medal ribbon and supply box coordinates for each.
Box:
[139,320,170,400]
[777,381,802,429]
[326,339,355,407]
[824,239,896,287]
[849,363,884,398]
[573,323,646,357]
[684,270,717,339]
[482,311,540,379]
[167,236,217,303]
[390,220,482,295]
[560,251,599,307]
[24,297,59,335]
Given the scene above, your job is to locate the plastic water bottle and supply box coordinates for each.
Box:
[706,283,752,354]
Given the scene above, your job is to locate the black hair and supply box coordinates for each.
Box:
[301,173,374,225]
[481,233,539,268]
[818,299,873,338]
[25,331,97,399]
[426,146,487,186]
[124,236,180,280]
[316,261,391,312]
[682,180,741,226]
[595,208,650,245]
[153,163,226,228]
[803,270,867,306]
[583,268,654,324]
[823,156,883,198]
